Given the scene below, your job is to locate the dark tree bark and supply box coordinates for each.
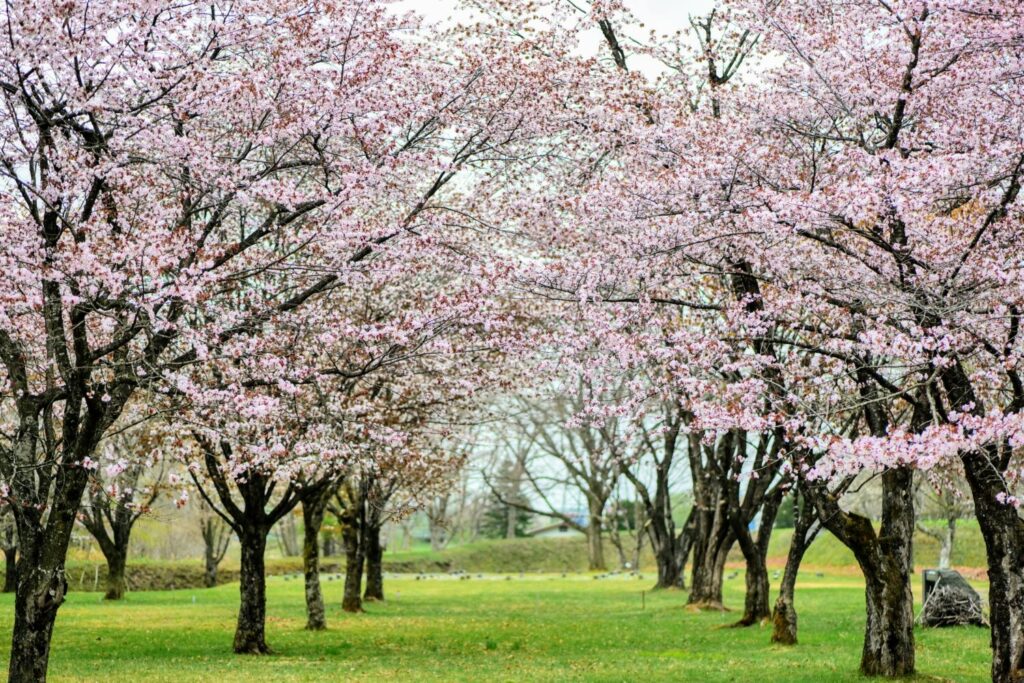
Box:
[3,546,16,593]
[2,513,17,593]
[963,451,1024,683]
[686,430,742,609]
[363,519,384,601]
[585,505,606,572]
[5,385,118,683]
[234,528,269,654]
[807,467,916,676]
[730,481,784,626]
[190,436,301,655]
[937,358,1024,682]
[331,479,368,614]
[341,515,365,613]
[622,404,692,589]
[9,562,66,683]
[726,430,787,627]
[771,490,822,645]
[299,482,335,630]
[104,550,128,601]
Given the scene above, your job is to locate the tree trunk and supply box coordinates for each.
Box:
[302,499,327,630]
[7,563,66,683]
[860,469,915,677]
[731,486,784,627]
[688,526,732,609]
[586,512,606,571]
[647,508,693,590]
[937,518,955,570]
[505,503,517,540]
[772,565,800,645]
[3,546,17,593]
[342,521,365,613]
[735,551,770,626]
[430,519,446,551]
[962,450,1024,683]
[363,523,384,602]
[860,566,915,677]
[811,467,915,677]
[103,550,127,600]
[233,529,270,654]
[204,552,219,588]
[652,541,682,589]
[772,494,819,645]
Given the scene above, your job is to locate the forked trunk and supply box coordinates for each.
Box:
[653,542,683,589]
[302,499,327,630]
[363,523,384,602]
[688,530,732,609]
[234,530,270,654]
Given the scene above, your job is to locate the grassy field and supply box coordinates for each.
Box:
[0,570,992,682]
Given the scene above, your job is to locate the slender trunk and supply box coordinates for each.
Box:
[675,511,696,591]
[731,487,784,627]
[302,500,327,630]
[505,503,517,540]
[962,450,1024,683]
[342,521,365,613]
[3,546,17,593]
[647,508,692,590]
[363,523,384,601]
[103,550,127,600]
[937,518,955,570]
[8,562,66,683]
[587,512,606,571]
[234,529,270,654]
[204,551,219,588]
[772,495,819,645]
[772,556,801,645]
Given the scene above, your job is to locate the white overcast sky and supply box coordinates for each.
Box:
[400,0,715,76]
[404,0,711,25]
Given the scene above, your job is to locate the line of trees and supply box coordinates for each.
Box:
[2,1,1022,682]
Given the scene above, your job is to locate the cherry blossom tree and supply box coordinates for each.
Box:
[79,426,167,600]
[0,0,555,676]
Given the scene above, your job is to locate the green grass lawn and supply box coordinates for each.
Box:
[0,571,992,682]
